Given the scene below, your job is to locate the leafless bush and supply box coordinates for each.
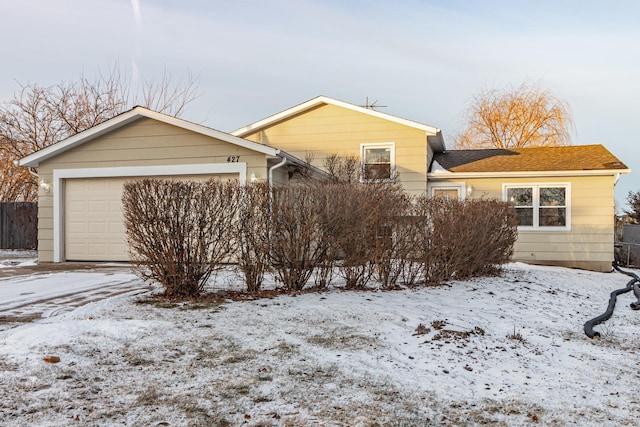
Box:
[237,182,271,292]
[376,211,427,287]
[319,183,404,289]
[415,196,518,283]
[367,189,415,289]
[268,185,329,291]
[323,153,360,184]
[122,179,240,297]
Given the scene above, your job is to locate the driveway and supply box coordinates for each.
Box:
[0,258,152,332]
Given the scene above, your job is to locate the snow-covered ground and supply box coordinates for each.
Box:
[0,249,37,267]
[1,263,640,426]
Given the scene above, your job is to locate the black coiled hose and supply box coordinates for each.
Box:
[584,262,640,339]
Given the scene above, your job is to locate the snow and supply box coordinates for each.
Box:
[1,263,640,425]
[0,250,37,268]
[429,159,450,174]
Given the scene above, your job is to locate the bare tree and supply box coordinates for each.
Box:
[455,81,574,149]
[0,64,199,201]
[625,190,640,224]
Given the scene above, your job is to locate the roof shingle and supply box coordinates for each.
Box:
[431,144,628,173]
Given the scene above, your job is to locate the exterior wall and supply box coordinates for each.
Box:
[429,175,616,272]
[242,104,430,196]
[36,117,269,262]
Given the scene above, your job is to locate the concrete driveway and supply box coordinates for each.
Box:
[0,256,152,332]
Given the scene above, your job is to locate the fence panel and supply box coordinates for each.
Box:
[0,202,38,249]
[623,224,640,244]
[617,224,640,267]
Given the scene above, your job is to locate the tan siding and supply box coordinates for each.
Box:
[36,118,269,262]
[47,119,264,168]
[243,104,430,196]
[429,175,615,271]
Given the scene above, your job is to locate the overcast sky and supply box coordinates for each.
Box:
[1,0,639,205]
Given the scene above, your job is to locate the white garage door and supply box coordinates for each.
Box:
[64,174,236,261]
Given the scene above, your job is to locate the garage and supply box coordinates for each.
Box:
[16,107,290,263]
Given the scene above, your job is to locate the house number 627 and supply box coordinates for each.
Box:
[227,156,240,162]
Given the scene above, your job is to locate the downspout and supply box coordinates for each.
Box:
[614,173,621,186]
[268,155,287,186]
[27,167,39,179]
[27,167,43,190]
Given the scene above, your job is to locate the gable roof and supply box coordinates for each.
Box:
[18,106,281,168]
[430,145,630,177]
[231,95,446,151]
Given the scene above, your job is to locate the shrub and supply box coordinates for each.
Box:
[236,182,271,292]
[318,183,406,289]
[268,185,329,291]
[376,210,427,287]
[415,196,518,283]
[122,179,241,297]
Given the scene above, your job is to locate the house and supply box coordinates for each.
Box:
[19,96,630,271]
[17,107,319,263]
[233,96,630,272]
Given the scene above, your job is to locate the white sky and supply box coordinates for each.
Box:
[1,0,638,204]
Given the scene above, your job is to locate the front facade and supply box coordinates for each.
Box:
[19,97,630,271]
[18,108,312,262]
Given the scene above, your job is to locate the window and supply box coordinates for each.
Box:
[361,143,394,181]
[428,183,466,200]
[433,188,460,199]
[505,184,570,230]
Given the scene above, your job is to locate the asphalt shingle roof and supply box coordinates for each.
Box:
[431,144,628,173]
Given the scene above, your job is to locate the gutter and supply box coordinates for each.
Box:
[428,169,632,179]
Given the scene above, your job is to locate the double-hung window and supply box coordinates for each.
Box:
[504,184,570,230]
[361,143,395,181]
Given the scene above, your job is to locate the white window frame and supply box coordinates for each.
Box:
[503,183,571,231]
[428,182,467,200]
[360,142,395,182]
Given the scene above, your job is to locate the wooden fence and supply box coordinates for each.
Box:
[0,202,38,249]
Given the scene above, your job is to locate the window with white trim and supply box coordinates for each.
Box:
[430,184,463,200]
[361,143,394,181]
[505,184,570,229]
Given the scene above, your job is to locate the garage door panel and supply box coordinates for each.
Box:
[87,222,107,234]
[87,180,107,191]
[88,200,107,211]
